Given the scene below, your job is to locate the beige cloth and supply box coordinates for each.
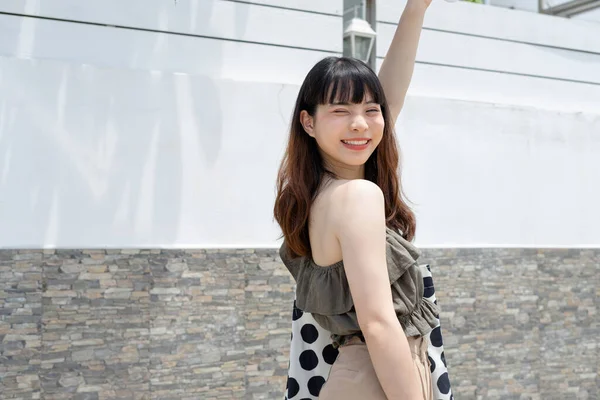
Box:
[318,336,434,400]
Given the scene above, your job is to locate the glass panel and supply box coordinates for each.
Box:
[343,36,353,57]
[355,36,372,62]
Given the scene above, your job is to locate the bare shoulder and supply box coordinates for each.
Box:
[337,179,383,200]
[329,179,385,234]
[332,179,384,213]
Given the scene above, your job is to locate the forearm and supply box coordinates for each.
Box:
[378,2,427,121]
[363,321,423,400]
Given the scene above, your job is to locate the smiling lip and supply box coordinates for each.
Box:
[341,138,371,151]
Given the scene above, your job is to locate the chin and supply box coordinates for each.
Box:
[342,157,370,167]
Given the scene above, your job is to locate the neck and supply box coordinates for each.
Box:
[322,159,365,181]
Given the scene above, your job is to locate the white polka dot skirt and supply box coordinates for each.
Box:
[285,264,453,400]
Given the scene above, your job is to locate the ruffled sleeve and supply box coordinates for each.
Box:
[280,241,354,315]
[279,242,301,280]
[279,228,422,317]
[399,297,440,337]
[385,227,421,284]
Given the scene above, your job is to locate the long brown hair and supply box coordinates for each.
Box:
[274,57,416,259]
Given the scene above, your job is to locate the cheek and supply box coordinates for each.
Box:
[373,117,385,134]
[315,119,343,141]
[370,118,385,146]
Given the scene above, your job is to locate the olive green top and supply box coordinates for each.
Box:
[279,227,440,342]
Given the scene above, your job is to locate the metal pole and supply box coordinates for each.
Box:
[368,0,376,70]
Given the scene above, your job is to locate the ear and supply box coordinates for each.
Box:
[299,110,315,138]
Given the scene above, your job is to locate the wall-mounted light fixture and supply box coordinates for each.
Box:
[343,5,377,63]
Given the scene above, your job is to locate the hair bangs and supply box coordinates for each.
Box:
[318,59,384,106]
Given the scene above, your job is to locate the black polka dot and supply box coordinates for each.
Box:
[426,265,431,272]
[287,377,299,398]
[441,351,447,367]
[300,324,319,344]
[437,372,451,394]
[430,326,443,347]
[292,301,303,321]
[423,277,433,287]
[299,349,319,371]
[307,376,326,396]
[428,354,435,373]
[322,344,339,365]
[424,286,435,298]
[450,395,454,400]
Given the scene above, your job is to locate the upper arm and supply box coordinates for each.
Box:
[387,103,403,126]
[333,180,397,331]
[379,73,404,124]
[379,71,405,124]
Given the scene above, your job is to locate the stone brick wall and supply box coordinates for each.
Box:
[1,248,598,400]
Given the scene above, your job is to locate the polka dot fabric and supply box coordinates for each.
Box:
[420,264,453,400]
[284,264,453,400]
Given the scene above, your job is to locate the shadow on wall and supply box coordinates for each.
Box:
[0,0,257,247]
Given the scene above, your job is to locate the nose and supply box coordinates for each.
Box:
[350,115,368,132]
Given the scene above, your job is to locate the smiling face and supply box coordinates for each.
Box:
[291,57,393,181]
[300,94,384,179]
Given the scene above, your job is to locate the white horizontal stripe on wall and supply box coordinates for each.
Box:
[234,0,342,15]
[0,14,338,83]
[377,0,600,54]
[375,60,600,115]
[0,1,342,56]
[376,24,600,85]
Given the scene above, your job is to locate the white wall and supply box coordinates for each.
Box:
[0,0,342,248]
[0,0,599,248]
[489,0,539,12]
[377,0,600,247]
[483,0,600,22]
[0,0,342,83]
[573,7,600,22]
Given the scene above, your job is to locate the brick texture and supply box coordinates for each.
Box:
[0,248,598,399]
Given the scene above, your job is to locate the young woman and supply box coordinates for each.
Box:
[274,0,444,398]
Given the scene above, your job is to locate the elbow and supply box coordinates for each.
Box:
[360,316,402,339]
[386,103,403,124]
[396,101,405,114]
[392,103,404,121]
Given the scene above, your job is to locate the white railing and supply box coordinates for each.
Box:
[539,0,600,17]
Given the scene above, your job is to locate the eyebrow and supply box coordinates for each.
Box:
[330,100,379,105]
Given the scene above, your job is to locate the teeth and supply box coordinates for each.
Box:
[342,140,368,145]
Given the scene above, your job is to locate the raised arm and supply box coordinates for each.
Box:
[333,180,423,399]
[378,0,430,123]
